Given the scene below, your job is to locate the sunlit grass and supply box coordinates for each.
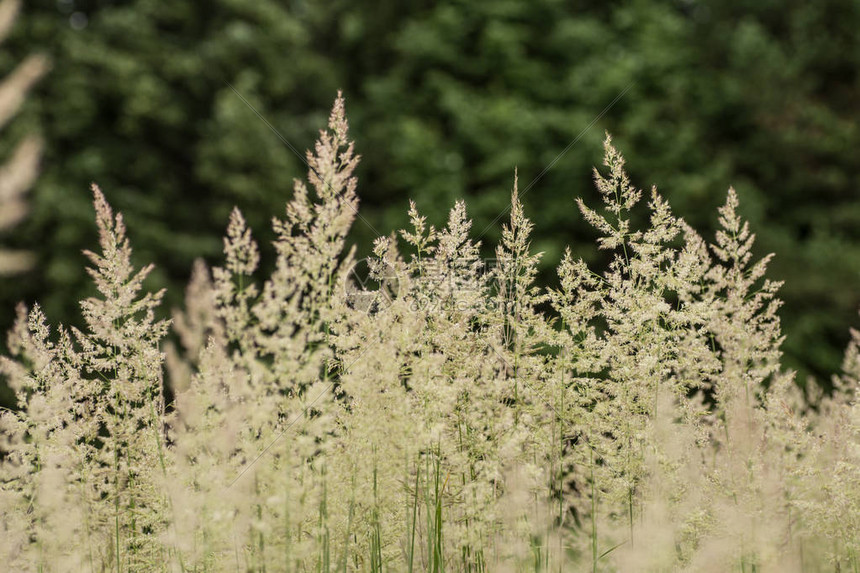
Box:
[0,94,858,572]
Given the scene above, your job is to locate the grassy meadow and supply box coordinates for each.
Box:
[1,82,859,571]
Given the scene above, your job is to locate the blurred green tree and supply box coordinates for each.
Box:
[1,0,858,406]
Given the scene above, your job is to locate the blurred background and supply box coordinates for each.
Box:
[1,0,858,406]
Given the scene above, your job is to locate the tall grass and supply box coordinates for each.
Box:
[1,93,858,572]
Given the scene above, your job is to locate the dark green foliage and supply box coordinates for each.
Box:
[1,0,858,407]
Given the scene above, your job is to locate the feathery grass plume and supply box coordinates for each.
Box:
[488,171,553,418]
[550,135,724,568]
[0,0,49,275]
[410,188,546,568]
[603,184,809,570]
[340,199,500,568]
[705,187,785,408]
[548,136,816,570]
[482,173,565,564]
[406,201,512,563]
[167,91,361,570]
[75,185,171,570]
[326,178,554,570]
[0,304,97,570]
[0,185,170,571]
[677,187,803,570]
[793,313,860,568]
